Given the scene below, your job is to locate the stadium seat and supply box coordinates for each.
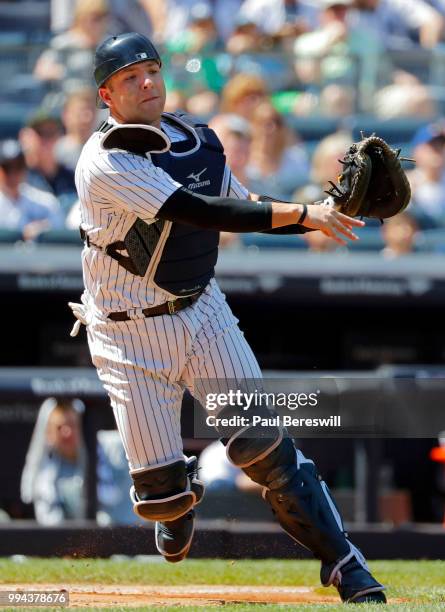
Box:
[0,103,38,138]
[415,228,445,253]
[0,2,50,42]
[0,229,22,243]
[351,116,429,148]
[36,229,82,245]
[286,116,340,143]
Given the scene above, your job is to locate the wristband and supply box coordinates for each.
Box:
[297,203,308,225]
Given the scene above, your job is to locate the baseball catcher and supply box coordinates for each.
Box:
[325,134,413,221]
[71,31,391,605]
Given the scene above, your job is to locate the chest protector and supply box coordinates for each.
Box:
[98,111,228,297]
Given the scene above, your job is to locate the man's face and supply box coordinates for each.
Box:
[220,131,250,173]
[46,409,81,460]
[64,97,96,140]
[21,120,62,161]
[99,60,166,126]
[415,137,445,171]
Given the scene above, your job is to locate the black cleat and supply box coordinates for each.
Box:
[351,591,387,604]
[155,510,195,563]
[321,551,386,604]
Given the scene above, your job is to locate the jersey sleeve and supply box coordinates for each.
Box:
[91,150,182,221]
[228,172,250,200]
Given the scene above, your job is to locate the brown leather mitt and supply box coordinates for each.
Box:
[326,135,412,220]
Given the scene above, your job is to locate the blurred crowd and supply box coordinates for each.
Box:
[2,0,445,253]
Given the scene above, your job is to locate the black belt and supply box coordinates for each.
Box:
[108,291,203,321]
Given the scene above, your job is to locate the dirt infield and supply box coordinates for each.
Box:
[3,584,342,607]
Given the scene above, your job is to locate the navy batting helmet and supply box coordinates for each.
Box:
[94,32,162,108]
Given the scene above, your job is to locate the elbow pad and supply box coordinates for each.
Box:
[157,187,273,232]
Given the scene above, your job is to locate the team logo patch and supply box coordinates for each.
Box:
[135,52,148,60]
[187,168,210,189]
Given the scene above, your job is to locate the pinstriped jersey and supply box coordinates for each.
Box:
[75,116,248,317]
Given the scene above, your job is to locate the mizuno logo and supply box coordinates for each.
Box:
[187,168,207,183]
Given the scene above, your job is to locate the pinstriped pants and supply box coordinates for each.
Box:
[87,279,263,469]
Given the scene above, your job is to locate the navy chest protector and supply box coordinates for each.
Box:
[98,111,227,297]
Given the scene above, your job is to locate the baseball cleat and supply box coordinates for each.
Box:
[350,591,387,604]
[155,509,195,563]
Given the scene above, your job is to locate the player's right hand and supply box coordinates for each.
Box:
[302,201,365,246]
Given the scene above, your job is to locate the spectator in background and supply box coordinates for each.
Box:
[407,122,445,227]
[304,230,341,252]
[165,89,188,113]
[348,0,444,50]
[51,0,155,39]
[199,440,261,492]
[226,15,268,55]
[21,397,138,525]
[35,0,110,99]
[319,83,356,116]
[238,0,320,42]
[0,140,62,241]
[20,398,87,524]
[293,83,356,117]
[303,131,353,194]
[374,71,437,119]
[186,90,220,118]
[166,3,223,54]
[211,0,245,40]
[209,113,252,249]
[246,102,309,200]
[19,112,76,210]
[209,114,252,187]
[163,3,224,116]
[381,212,419,258]
[220,73,269,119]
[294,0,355,87]
[152,0,244,43]
[56,89,98,172]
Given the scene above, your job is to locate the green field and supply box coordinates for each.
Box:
[0,558,443,610]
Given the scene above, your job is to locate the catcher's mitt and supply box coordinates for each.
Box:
[326,135,413,220]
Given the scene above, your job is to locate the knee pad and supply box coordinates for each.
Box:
[225,422,284,470]
[130,455,205,522]
[225,426,298,490]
